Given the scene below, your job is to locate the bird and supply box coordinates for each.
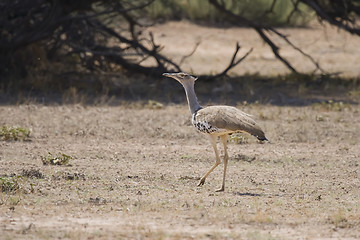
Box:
[163,72,267,192]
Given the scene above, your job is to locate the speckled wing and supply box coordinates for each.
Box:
[195,105,267,140]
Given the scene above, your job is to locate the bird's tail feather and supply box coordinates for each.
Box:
[257,135,268,141]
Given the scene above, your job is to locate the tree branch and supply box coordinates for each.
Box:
[300,0,360,35]
[255,27,298,73]
[213,43,253,78]
[179,40,201,66]
[94,21,181,73]
[209,0,299,73]
[269,28,327,74]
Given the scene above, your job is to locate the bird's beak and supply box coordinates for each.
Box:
[162,73,178,81]
[162,73,173,77]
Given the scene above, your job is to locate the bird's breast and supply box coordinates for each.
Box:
[192,113,218,134]
[194,120,219,134]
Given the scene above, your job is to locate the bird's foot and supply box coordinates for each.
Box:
[215,187,224,192]
[197,178,206,187]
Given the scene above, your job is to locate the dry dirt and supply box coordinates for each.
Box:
[1,102,359,239]
[1,22,360,240]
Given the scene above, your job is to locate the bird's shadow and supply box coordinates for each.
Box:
[232,191,285,198]
[232,192,262,197]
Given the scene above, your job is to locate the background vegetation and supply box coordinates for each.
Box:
[147,0,311,26]
[1,0,360,103]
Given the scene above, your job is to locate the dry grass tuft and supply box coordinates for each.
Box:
[0,126,31,141]
[41,152,73,166]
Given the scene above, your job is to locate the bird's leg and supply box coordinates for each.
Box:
[216,135,229,192]
[197,134,221,187]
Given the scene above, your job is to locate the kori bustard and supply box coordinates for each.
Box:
[163,72,267,192]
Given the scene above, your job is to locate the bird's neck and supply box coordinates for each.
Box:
[182,81,202,114]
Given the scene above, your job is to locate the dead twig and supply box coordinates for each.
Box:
[213,43,253,78]
[270,28,327,74]
[179,41,201,66]
[262,0,278,17]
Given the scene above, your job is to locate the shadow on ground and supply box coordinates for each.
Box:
[1,73,359,106]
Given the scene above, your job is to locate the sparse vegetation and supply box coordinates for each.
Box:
[0,126,31,141]
[144,100,164,109]
[312,100,351,112]
[41,152,73,166]
[228,133,249,144]
[0,176,21,193]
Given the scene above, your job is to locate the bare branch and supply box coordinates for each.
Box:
[269,28,327,74]
[262,0,278,17]
[69,43,168,75]
[287,0,301,24]
[300,0,360,35]
[179,41,201,66]
[212,43,253,79]
[208,0,299,73]
[255,27,298,73]
[94,22,181,72]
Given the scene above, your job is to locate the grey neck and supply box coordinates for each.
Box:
[182,81,202,114]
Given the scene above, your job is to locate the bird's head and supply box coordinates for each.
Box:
[162,72,198,84]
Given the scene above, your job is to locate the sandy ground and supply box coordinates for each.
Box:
[145,21,360,77]
[0,102,359,239]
